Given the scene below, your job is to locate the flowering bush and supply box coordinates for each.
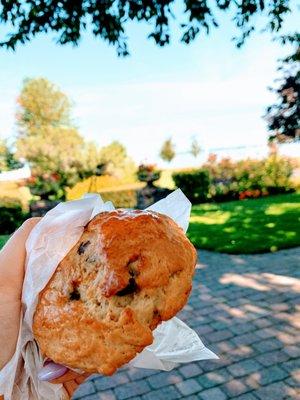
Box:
[203,154,295,201]
[27,173,64,200]
[137,164,161,183]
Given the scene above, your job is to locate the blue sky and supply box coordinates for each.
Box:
[0,2,299,167]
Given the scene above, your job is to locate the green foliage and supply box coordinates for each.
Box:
[98,141,137,182]
[173,169,210,204]
[0,203,27,234]
[160,138,175,163]
[203,155,295,201]
[16,78,71,133]
[0,139,7,171]
[137,164,160,182]
[0,196,24,209]
[0,235,9,249]
[188,193,300,254]
[265,33,300,142]
[0,1,291,55]
[0,139,22,171]
[27,173,65,200]
[16,78,100,199]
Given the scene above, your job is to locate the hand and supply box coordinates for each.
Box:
[0,218,89,399]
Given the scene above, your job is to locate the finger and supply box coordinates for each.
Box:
[38,361,87,384]
[63,380,78,397]
[50,370,89,384]
[37,362,68,382]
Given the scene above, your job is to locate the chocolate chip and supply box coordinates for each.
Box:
[69,288,81,300]
[78,240,90,255]
[116,278,138,296]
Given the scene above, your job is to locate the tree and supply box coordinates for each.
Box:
[265,33,300,142]
[0,1,292,56]
[0,139,23,172]
[98,141,136,182]
[160,138,175,162]
[190,137,201,157]
[16,78,71,135]
[0,139,7,171]
[16,78,98,199]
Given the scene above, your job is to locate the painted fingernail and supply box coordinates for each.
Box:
[38,362,68,381]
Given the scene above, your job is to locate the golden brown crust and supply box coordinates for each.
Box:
[33,210,197,375]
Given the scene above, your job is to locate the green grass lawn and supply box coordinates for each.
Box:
[188,192,300,254]
[0,235,9,250]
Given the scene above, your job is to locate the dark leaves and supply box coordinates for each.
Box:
[0,0,292,55]
[264,33,300,142]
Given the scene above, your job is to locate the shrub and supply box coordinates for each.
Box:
[27,173,65,200]
[203,155,295,201]
[264,154,294,191]
[0,201,27,234]
[99,188,137,208]
[172,170,210,204]
[137,164,161,183]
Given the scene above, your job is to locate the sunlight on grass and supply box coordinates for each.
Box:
[190,211,231,225]
[266,202,300,215]
[265,222,276,228]
[188,193,300,254]
[223,227,236,233]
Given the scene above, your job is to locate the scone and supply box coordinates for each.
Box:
[33,209,197,375]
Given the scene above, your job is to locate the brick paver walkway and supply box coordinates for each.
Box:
[72,248,300,400]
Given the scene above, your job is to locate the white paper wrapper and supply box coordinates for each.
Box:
[0,189,217,400]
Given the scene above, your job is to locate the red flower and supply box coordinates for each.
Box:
[50,173,60,182]
[27,176,36,184]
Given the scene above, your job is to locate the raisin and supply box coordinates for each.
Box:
[116,278,138,296]
[78,240,90,255]
[69,288,81,300]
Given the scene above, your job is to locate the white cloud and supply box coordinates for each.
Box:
[0,41,284,167]
[68,65,276,165]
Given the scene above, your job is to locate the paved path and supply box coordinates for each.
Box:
[73,248,300,400]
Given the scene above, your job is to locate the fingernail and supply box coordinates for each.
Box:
[38,362,68,381]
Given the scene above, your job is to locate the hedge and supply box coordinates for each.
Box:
[0,199,28,234]
[203,155,295,201]
[172,170,210,204]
